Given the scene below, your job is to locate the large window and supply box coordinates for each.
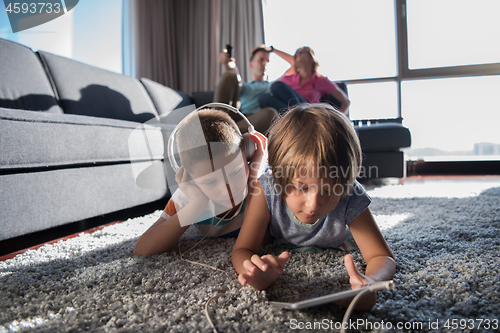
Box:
[402,76,500,160]
[402,0,500,161]
[263,0,397,120]
[347,82,398,120]
[0,0,122,73]
[263,0,397,82]
[406,0,500,69]
[263,0,500,161]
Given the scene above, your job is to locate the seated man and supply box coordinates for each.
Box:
[214,45,280,134]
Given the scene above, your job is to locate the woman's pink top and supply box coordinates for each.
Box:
[280,73,338,103]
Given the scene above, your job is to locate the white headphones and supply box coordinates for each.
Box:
[167,102,256,172]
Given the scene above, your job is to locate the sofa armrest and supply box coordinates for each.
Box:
[191,91,215,108]
[354,121,411,151]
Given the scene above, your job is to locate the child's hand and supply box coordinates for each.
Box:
[247,131,267,182]
[344,254,374,287]
[175,166,209,206]
[238,251,289,290]
[335,254,377,311]
[249,130,267,162]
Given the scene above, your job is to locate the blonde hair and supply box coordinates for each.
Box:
[176,109,244,175]
[267,103,361,198]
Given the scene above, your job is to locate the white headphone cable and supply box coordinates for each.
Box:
[340,281,395,333]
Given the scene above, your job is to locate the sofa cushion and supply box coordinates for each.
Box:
[0,108,164,170]
[38,51,159,123]
[355,123,411,152]
[192,91,215,108]
[140,78,185,115]
[0,38,62,114]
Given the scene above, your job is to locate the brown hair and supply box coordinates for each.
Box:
[176,109,244,175]
[267,103,361,198]
[250,44,273,61]
[294,46,319,74]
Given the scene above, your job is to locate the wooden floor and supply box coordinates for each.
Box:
[2,175,500,261]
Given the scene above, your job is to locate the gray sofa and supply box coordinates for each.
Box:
[0,38,193,245]
[191,91,412,179]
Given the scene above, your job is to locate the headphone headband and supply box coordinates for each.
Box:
[167,103,255,172]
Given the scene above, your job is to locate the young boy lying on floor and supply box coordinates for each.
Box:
[134,106,266,256]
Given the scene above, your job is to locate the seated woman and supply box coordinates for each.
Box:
[259,46,350,116]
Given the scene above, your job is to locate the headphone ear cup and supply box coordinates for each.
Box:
[243,133,256,161]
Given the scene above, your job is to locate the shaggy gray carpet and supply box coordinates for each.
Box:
[1,181,499,332]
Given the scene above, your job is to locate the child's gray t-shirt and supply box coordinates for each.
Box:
[259,171,372,248]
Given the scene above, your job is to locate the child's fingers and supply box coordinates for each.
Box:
[262,252,289,274]
[248,134,262,155]
[251,131,266,142]
[238,273,248,286]
[242,258,258,273]
[175,166,191,185]
[258,255,281,274]
[277,251,290,266]
[174,166,184,184]
[250,254,268,271]
[182,170,190,183]
[344,254,366,286]
[249,131,267,151]
[239,272,258,287]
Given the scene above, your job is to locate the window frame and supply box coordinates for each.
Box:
[341,0,500,119]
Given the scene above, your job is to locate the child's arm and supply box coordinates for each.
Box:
[231,181,289,290]
[337,207,396,310]
[132,211,190,256]
[349,208,396,281]
[133,167,209,256]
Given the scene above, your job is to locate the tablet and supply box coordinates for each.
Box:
[269,281,395,310]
